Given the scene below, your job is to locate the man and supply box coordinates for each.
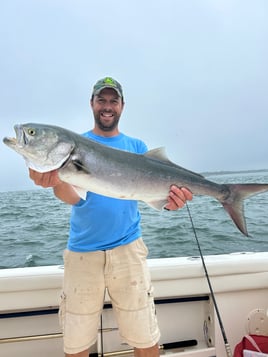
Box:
[29,77,192,357]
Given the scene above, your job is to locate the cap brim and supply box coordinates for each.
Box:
[94,85,122,97]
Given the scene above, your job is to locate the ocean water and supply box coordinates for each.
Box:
[1,170,268,269]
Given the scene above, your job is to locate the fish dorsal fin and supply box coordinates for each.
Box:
[145,147,173,163]
[145,147,204,178]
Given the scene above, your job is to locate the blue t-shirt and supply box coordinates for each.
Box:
[68,131,148,252]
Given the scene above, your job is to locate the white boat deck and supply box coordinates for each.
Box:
[1,252,268,356]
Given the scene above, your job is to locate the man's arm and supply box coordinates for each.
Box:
[29,169,80,205]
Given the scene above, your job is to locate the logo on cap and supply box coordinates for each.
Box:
[92,77,123,97]
[104,77,116,86]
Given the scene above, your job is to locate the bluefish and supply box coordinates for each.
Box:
[4,123,268,236]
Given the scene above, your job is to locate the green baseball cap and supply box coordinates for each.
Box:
[92,77,123,97]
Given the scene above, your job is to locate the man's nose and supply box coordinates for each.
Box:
[103,102,112,110]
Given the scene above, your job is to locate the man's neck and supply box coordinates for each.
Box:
[92,127,120,138]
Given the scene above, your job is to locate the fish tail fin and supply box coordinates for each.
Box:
[220,183,268,237]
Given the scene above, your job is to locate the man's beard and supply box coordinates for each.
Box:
[94,113,120,132]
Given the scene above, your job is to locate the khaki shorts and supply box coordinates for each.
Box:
[59,238,160,354]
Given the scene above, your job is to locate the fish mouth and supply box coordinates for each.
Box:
[3,136,17,145]
[3,125,28,147]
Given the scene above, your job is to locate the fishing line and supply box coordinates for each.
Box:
[100,314,104,357]
[185,202,233,357]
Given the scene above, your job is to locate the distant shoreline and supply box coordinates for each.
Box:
[203,168,268,177]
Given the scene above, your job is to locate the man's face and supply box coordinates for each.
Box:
[91,88,124,132]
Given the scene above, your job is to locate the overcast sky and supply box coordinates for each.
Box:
[1,0,268,192]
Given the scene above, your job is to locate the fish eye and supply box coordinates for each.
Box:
[28,128,36,136]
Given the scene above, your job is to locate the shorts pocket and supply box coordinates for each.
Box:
[134,238,149,259]
[58,291,66,332]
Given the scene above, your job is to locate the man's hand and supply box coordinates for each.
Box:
[29,168,81,205]
[29,168,61,188]
[165,185,193,211]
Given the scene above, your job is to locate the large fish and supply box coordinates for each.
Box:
[3,123,268,236]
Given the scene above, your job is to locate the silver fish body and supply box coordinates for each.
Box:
[3,123,268,236]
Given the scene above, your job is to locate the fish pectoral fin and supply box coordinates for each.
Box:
[72,185,87,200]
[146,199,168,210]
[71,158,91,174]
